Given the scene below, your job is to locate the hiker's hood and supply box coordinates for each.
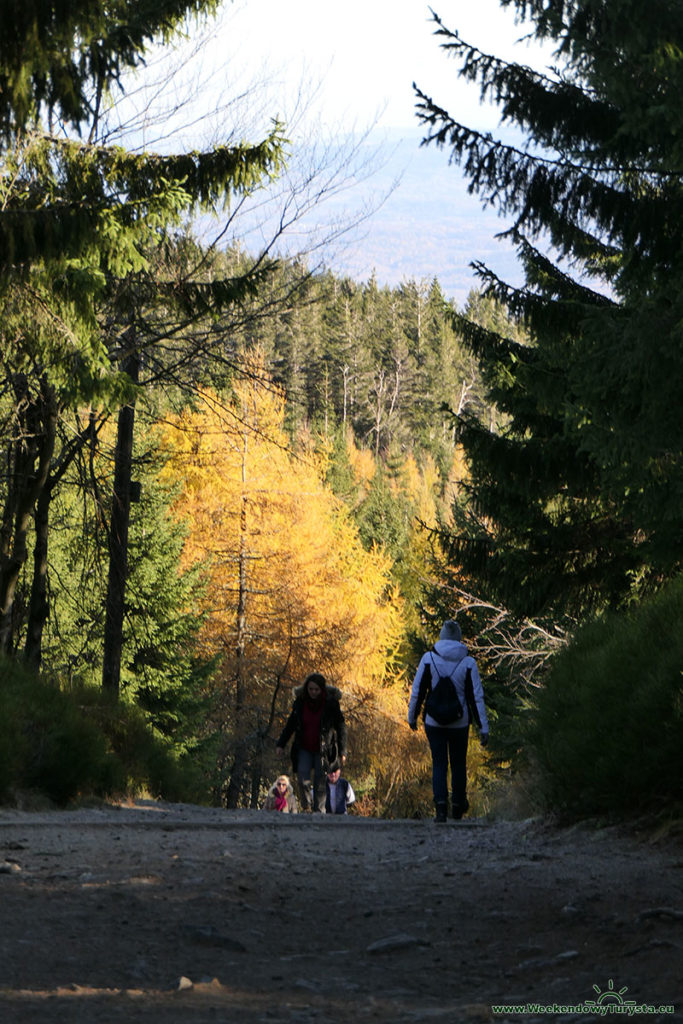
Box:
[432,639,468,667]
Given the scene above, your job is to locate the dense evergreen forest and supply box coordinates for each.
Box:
[1,0,680,822]
[0,235,508,811]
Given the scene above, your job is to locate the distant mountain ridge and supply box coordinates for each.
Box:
[325,129,524,306]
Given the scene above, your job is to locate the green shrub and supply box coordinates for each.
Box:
[79,690,207,802]
[0,655,208,806]
[526,576,683,819]
[0,658,112,804]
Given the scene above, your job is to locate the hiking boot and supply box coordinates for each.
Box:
[451,797,469,820]
[434,801,448,823]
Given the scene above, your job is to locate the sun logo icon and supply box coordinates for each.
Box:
[590,980,636,1008]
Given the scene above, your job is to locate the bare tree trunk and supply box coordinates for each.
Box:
[224,426,250,808]
[388,359,401,421]
[23,483,51,670]
[249,731,264,809]
[456,373,475,415]
[322,364,330,440]
[24,413,103,670]
[372,369,386,460]
[342,364,349,429]
[102,348,139,696]
[0,377,57,656]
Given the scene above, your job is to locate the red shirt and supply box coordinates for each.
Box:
[300,700,324,753]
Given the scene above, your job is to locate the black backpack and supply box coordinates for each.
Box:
[422,655,464,725]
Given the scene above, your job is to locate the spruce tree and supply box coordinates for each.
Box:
[0,2,284,666]
[0,0,222,140]
[40,440,211,751]
[416,0,683,617]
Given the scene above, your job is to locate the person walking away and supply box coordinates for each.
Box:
[276,673,347,812]
[262,774,299,812]
[408,619,488,822]
[325,768,355,814]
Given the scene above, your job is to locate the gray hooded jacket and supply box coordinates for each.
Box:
[408,639,488,732]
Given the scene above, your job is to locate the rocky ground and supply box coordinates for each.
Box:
[0,802,682,1023]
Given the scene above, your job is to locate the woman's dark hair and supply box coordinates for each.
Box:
[304,672,326,693]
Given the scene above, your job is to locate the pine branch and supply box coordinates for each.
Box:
[428,11,620,163]
[415,91,674,258]
[0,0,223,137]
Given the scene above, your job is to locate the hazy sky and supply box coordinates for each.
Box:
[203,1,551,300]
[127,2,554,301]
[219,0,552,135]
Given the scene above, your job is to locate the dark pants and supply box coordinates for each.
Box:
[425,724,469,808]
[296,748,326,812]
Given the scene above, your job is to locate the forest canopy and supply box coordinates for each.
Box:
[415,0,683,620]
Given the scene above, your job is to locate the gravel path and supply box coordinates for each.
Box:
[1,802,681,1023]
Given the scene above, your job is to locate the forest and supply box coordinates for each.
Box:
[0,0,681,823]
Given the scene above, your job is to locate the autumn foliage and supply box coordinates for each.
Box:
[158,362,406,805]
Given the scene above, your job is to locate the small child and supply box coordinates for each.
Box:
[325,767,356,815]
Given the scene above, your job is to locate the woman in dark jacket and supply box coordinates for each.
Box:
[276,672,347,813]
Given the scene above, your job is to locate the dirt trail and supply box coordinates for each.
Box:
[1,802,681,1023]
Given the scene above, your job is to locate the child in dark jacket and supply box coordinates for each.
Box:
[325,768,355,814]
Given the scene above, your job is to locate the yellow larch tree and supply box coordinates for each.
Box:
[345,429,377,502]
[158,362,403,807]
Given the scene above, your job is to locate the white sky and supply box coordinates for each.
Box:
[118,1,556,300]
[192,1,554,297]
[124,0,554,150]
[218,0,553,135]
